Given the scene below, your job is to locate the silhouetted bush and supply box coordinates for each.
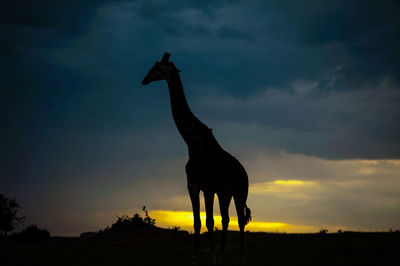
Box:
[95,206,188,240]
[170,226,180,232]
[319,229,328,234]
[13,225,50,242]
[113,206,155,229]
[99,206,157,236]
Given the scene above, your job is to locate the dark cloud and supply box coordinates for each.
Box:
[136,0,239,19]
[196,77,400,159]
[291,0,400,85]
[298,1,400,45]
[217,25,255,41]
[0,0,112,52]
[2,0,399,160]
[1,0,107,31]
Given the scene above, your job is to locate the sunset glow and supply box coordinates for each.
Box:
[274,180,306,185]
[250,179,319,194]
[149,210,317,233]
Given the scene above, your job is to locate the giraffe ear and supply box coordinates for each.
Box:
[161,52,171,63]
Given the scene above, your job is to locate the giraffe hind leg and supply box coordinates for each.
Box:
[234,193,248,265]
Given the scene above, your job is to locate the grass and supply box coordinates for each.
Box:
[1,231,399,265]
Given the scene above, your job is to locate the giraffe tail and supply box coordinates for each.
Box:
[245,205,252,225]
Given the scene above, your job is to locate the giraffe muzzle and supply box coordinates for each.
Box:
[142,77,150,85]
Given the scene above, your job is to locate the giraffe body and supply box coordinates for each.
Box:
[186,144,248,193]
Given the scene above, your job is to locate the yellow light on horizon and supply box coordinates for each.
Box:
[250,179,318,194]
[149,210,316,233]
[274,180,306,185]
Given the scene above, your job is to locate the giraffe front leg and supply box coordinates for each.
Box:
[217,192,232,265]
[204,190,216,265]
[188,183,201,265]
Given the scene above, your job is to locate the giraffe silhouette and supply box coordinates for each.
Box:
[142,53,251,265]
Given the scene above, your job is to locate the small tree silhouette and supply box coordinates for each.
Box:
[142,206,156,226]
[0,194,25,236]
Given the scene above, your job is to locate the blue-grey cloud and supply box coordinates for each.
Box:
[195,77,400,159]
[217,25,255,41]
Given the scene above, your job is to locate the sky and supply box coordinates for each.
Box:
[1,0,400,236]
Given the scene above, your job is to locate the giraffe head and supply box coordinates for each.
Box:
[142,52,180,85]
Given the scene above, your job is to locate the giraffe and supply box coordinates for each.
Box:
[142,53,251,265]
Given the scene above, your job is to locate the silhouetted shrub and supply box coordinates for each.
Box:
[319,229,328,234]
[113,207,155,228]
[100,206,157,236]
[142,206,156,226]
[171,226,180,232]
[95,206,189,240]
[16,225,50,242]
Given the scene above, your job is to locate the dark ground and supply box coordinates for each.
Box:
[1,231,399,266]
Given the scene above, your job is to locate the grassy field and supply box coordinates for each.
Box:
[2,231,399,266]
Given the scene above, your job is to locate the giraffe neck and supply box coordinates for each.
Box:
[166,71,206,145]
